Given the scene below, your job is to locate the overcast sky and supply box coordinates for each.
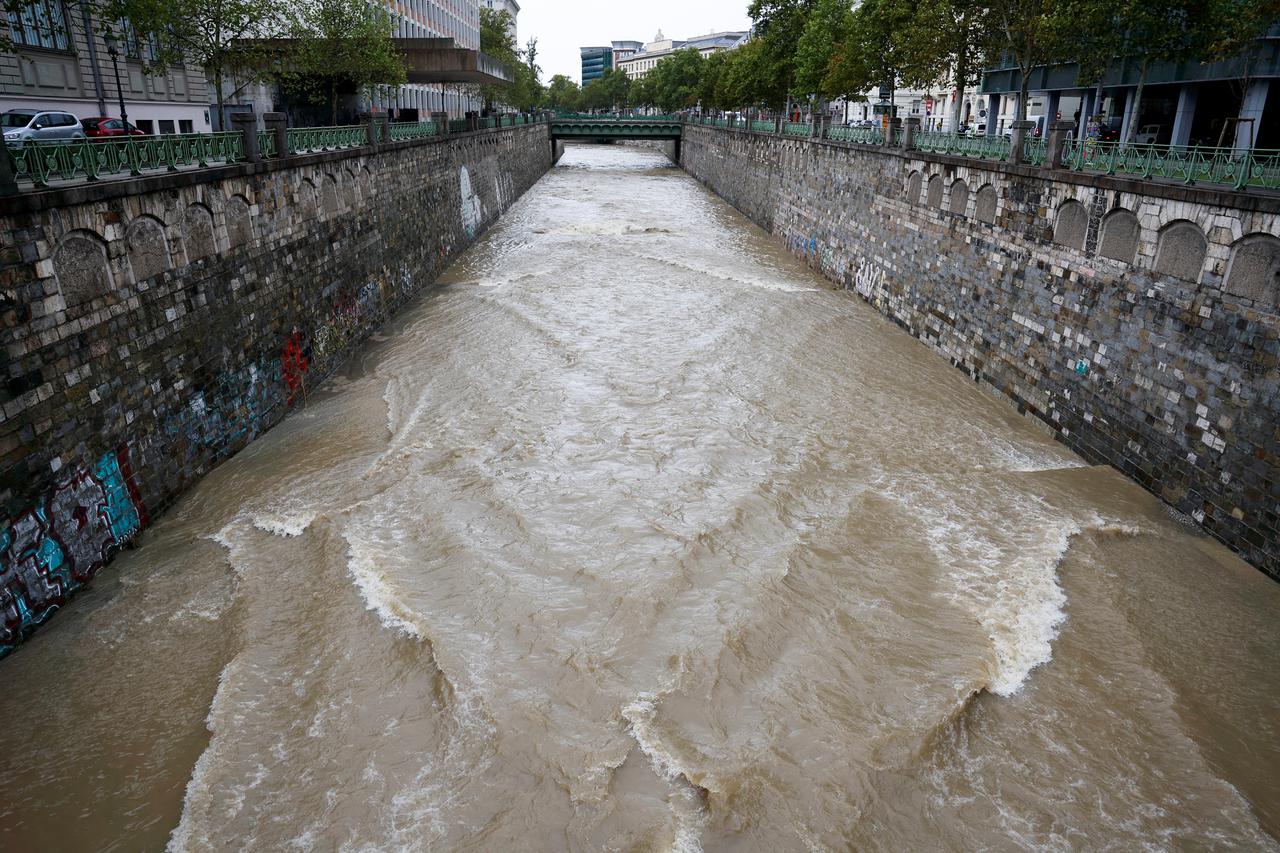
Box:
[517,0,753,84]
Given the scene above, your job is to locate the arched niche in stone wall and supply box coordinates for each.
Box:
[182,203,217,264]
[343,166,361,209]
[1154,220,1208,283]
[927,174,944,208]
[322,174,340,216]
[1224,233,1280,308]
[975,184,998,224]
[53,230,114,307]
[125,215,170,283]
[298,178,319,221]
[949,180,969,217]
[1053,199,1088,250]
[225,195,253,247]
[1098,208,1139,264]
[907,170,922,203]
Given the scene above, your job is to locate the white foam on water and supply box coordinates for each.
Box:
[344,540,429,642]
[167,657,244,852]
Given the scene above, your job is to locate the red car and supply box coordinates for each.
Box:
[82,116,146,138]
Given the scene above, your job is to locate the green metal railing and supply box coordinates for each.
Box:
[783,122,809,137]
[10,132,244,188]
[6,115,547,190]
[286,125,368,154]
[1023,137,1047,167]
[913,131,1011,161]
[389,121,440,141]
[825,125,886,145]
[1060,139,1280,190]
[752,120,776,133]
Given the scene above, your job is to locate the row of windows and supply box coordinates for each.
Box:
[906,169,1280,308]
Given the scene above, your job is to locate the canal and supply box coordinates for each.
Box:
[1,144,1277,851]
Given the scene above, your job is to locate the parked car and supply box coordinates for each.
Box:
[1134,124,1162,144]
[1,109,87,146]
[82,116,147,138]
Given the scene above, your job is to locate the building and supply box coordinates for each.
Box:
[1,1,212,134]
[481,0,519,43]
[580,46,612,84]
[834,86,979,132]
[377,0,482,119]
[978,26,1280,147]
[611,40,643,64]
[617,30,747,81]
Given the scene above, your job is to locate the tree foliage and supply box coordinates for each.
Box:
[479,8,543,113]
[283,0,405,125]
[543,74,582,112]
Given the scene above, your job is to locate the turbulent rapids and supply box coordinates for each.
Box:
[1,145,1278,851]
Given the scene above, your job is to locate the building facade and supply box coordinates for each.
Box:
[481,0,519,43]
[1,0,212,134]
[979,26,1280,147]
[617,31,747,81]
[580,46,612,84]
[378,0,482,119]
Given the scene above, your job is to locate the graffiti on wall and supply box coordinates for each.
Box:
[0,447,147,653]
[460,167,483,238]
[282,330,310,405]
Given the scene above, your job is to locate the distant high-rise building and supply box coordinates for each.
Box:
[580,46,613,84]
[611,40,643,63]
[481,0,520,43]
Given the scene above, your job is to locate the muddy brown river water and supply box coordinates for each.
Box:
[0,145,1277,852]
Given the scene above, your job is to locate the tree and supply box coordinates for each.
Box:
[987,0,1070,123]
[108,0,288,128]
[747,0,818,109]
[647,48,706,113]
[283,0,405,125]
[543,74,581,112]
[793,0,857,102]
[900,0,997,131]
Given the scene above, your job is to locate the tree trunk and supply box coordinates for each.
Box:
[1123,60,1149,144]
[330,83,338,126]
[213,62,226,132]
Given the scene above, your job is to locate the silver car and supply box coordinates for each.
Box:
[1,110,87,147]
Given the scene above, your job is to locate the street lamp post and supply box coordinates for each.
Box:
[104,31,128,127]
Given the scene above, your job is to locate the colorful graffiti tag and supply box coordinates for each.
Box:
[0,448,147,654]
[282,331,310,405]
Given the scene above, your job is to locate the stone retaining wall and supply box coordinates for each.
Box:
[681,125,1279,579]
[0,124,554,653]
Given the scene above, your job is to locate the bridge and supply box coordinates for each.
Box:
[549,115,684,158]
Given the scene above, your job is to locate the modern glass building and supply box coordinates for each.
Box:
[580,47,613,84]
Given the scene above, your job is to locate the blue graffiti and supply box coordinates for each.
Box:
[0,449,145,654]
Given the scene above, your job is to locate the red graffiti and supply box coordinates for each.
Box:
[282,332,310,404]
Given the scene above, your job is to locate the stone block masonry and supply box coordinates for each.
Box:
[0,124,554,654]
[681,125,1279,580]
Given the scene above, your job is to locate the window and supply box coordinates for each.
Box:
[158,119,175,134]
[179,119,193,134]
[7,0,71,50]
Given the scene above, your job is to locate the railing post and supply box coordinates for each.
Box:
[432,111,449,135]
[883,118,895,146]
[0,142,17,197]
[1044,119,1075,170]
[264,112,288,158]
[231,112,260,163]
[466,111,480,132]
[377,114,390,145]
[903,116,920,151]
[1009,120,1036,165]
